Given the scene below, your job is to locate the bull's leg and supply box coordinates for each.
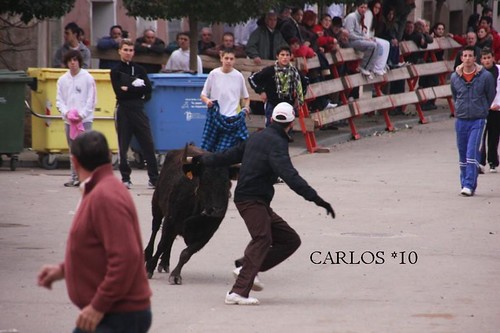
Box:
[145,224,176,279]
[144,195,164,261]
[168,238,211,285]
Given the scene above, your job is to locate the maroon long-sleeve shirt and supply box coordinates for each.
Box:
[61,164,151,313]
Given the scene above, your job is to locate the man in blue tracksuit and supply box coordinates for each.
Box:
[451,45,496,196]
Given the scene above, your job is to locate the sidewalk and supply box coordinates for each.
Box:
[11,101,452,169]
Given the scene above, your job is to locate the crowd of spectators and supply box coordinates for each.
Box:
[56,2,497,115]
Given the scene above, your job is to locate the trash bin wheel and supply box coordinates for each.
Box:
[39,154,58,170]
[10,156,18,171]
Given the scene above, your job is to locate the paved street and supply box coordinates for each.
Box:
[1,116,499,333]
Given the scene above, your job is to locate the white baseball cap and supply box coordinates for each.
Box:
[272,102,295,123]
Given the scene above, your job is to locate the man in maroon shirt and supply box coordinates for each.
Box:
[37,130,152,333]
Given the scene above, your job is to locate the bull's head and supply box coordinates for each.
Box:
[182,145,239,219]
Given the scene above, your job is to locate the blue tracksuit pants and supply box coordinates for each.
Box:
[455,118,486,192]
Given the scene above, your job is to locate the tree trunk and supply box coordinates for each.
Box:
[435,0,445,24]
[189,17,198,73]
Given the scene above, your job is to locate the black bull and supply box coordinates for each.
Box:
[144,145,238,284]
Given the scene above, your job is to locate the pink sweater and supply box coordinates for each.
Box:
[61,164,151,313]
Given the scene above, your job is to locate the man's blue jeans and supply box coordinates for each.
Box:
[73,308,152,333]
[455,118,486,191]
[264,102,275,127]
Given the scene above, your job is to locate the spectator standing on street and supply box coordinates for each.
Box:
[280,7,307,46]
[77,27,90,46]
[37,130,152,333]
[198,27,216,55]
[248,46,308,126]
[53,22,91,69]
[56,50,96,187]
[382,0,415,42]
[134,29,165,73]
[246,12,288,65]
[204,32,247,59]
[164,32,203,74]
[452,31,482,69]
[479,48,500,173]
[450,45,495,196]
[194,102,335,305]
[110,39,159,190]
[200,48,250,152]
[97,25,124,69]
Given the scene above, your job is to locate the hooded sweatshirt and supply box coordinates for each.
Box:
[56,69,97,124]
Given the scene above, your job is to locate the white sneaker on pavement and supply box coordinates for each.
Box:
[225,292,260,305]
[460,187,473,196]
[233,266,264,291]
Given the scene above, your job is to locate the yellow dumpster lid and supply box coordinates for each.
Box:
[26,68,111,81]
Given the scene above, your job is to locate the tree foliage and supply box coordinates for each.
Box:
[123,0,280,71]
[123,0,276,24]
[0,0,76,23]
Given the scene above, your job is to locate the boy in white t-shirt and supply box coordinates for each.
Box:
[200,48,250,152]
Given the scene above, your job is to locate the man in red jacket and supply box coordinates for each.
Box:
[37,131,152,333]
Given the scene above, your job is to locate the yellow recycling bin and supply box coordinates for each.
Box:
[27,68,118,169]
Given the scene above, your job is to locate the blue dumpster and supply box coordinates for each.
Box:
[144,74,208,152]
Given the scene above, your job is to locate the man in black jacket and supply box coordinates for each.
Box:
[196,102,334,305]
[134,29,165,73]
[110,39,159,189]
[248,46,307,126]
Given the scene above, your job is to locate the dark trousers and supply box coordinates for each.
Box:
[115,103,158,184]
[73,308,152,333]
[232,200,301,297]
[480,110,500,167]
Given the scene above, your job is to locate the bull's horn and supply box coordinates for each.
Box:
[182,143,190,162]
[186,156,193,163]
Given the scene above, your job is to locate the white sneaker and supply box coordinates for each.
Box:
[490,166,497,173]
[460,187,473,196]
[233,266,264,291]
[123,181,132,190]
[358,67,371,76]
[225,292,259,305]
[326,103,338,109]
[373,69,386,76]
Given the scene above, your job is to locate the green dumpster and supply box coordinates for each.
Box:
[0,70,33,170]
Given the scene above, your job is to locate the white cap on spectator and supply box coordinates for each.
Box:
[272,102,295,123]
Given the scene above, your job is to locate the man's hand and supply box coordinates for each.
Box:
[76,305,104,333]
[314,197,335,219]
[260,92,267,103]
[253,57,262,65]
[37,264,64,289]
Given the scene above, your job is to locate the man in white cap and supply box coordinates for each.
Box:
[194,102,335,305]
